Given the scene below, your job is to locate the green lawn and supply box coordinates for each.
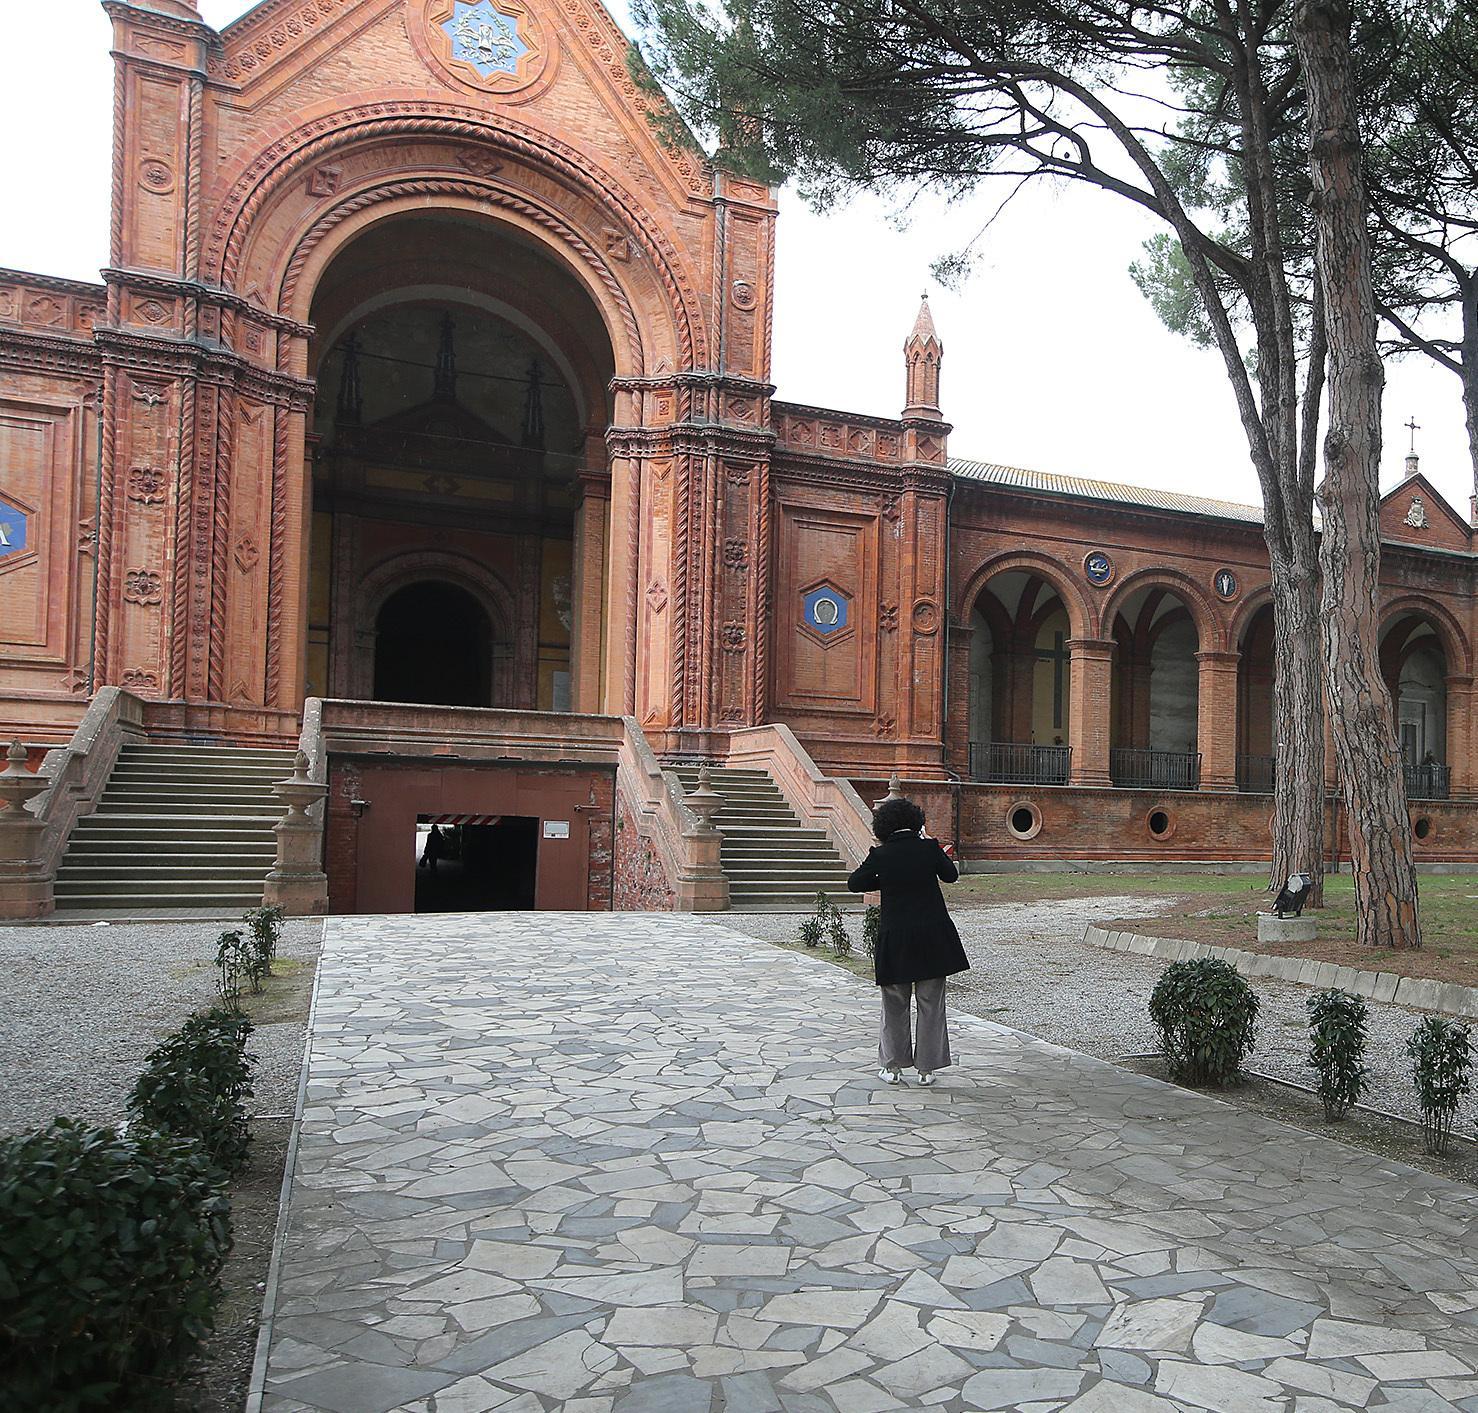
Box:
[948,870,1478,985]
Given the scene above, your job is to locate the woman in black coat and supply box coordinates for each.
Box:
[847,796,968,1086]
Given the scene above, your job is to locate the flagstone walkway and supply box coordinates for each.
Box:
[252,913,1478,1413]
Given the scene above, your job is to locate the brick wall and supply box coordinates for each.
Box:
[612,779,676,910]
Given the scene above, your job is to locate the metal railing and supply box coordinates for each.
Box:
[969,741,1072,786]
[1110,747,1202,791]
[1236,754,1276,794]
[1405,762,1451,800]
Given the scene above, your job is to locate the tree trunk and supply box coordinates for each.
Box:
[1296,0,1421,948]
[1269,566,1326,901]
[1462,274,1478,510]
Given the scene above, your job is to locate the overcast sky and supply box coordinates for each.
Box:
[3,0,1471,517]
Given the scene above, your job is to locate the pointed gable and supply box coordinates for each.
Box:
[1379,473,1472,553]
[209,0,712,208]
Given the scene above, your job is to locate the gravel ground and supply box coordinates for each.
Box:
[0,917,323,1137]
[721,897,1443,1125]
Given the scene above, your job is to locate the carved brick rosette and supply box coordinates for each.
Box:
[127,466,167,505]
[722,538,749,571]
[722,622,746,654]
[880,604,899,632]
[912,600,940,635]
[123,569,163,606]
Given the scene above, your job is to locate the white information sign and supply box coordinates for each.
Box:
[542,820,570,840]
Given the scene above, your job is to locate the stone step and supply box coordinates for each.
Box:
[56,864,274,886]
[66,837,276,856]
[54,891,268,911]
[71,819,280,839]
[93,797,281,813]
[109,766,288,783]
[117,750,294,766]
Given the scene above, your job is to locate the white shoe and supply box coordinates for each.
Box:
[878,1067,904,1085]
[916,1071,936,1086]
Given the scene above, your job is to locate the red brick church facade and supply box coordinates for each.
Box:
[1,0,1474,865]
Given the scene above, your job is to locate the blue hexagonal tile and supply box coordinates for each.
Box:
[0,498,28,560]
[802,584,849,635]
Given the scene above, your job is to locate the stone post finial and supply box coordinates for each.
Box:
[887,773,903,800]
[685,765,724,836]
[263,752,330,916]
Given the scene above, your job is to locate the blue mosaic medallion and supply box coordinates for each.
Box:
[0,498,28,561]
[802,585,849,636]
[443,0,528,78]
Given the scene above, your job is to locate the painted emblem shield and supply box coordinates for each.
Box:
[443,0,528,77]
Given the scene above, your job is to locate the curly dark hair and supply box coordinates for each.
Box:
[872,796,925,840]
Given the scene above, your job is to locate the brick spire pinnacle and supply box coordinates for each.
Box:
[903,293,943,421]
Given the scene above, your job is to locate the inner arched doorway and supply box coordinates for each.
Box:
[373,582,494,707]
[304,210,615,713]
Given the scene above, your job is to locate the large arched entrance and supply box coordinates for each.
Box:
[304,210,615,713]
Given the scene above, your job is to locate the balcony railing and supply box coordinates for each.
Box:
[1237,754,1276,794]
[1406,762,1451,800]
[1234,757,1449,799]
[969,741,1072,786]
[1111,747,1202,791]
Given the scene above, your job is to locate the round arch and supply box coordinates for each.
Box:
[956,551,1094,642]
[1100,567,1223,652]
[281,185,649,380]
[340,551,521,706]
[1380,595,1473,679]
[1228,587,1276,649]
[207,104,707,373]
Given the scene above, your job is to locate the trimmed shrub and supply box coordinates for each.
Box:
[127,1008,256,1178]
[242,904,285,977]
[1406,1015,1472,1156]
[1148,958,1260,1087]
[215,928,264,1008]
[862,904,880,960]
[0,1119,231,1411]
[1306,989,1369,1121]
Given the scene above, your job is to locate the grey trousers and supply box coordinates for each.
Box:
[879,977,951,1072]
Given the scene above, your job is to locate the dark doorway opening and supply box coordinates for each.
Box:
[414,815,538,912]
[375,581,493,706]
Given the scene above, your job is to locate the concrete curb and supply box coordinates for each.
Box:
[1082,924,1478,1020]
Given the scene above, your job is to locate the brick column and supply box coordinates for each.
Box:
[945,617,974,775]
[1446,674,1473,799]
[571,469,609,715]
[1196,650,1240,791]
[1067,638,1115,786]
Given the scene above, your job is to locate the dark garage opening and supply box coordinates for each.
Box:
[415,815,538,912]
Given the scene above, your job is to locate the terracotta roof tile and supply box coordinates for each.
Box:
[949,457,1265,525]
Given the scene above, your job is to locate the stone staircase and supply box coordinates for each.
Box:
[54,742,295,913]
[667,764,858,910]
